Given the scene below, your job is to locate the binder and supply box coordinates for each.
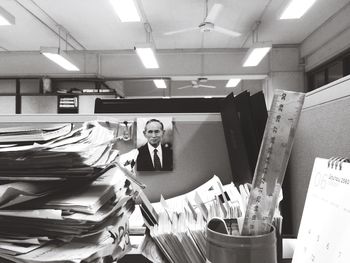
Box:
[292,157,350,263]
[234,91,266,176]
[220,93,252,184]
[249,91,267,150]
[220,92,267,184]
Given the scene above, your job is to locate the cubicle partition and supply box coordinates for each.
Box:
[0,91,266,211]
[0,113,233,202]
[284,75,350,235]
[96,93,267,187]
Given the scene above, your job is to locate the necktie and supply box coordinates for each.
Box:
[153,149,162,170]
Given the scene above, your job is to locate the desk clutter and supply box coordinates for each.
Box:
[1,88,347,262]
[134,176,283,263]
[0,121,140,263]
[126,90,305,263]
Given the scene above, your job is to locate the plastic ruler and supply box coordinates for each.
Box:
[241,89,305,236]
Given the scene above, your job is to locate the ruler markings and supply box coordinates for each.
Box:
[241,89,305,236]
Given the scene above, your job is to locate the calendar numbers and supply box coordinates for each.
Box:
[313,171,327,189]
[292,158,350,263]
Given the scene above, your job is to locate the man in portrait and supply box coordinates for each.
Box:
[136,118,173,171]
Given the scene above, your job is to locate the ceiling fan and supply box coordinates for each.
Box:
[178,77,216,90]
[164,1,241,37]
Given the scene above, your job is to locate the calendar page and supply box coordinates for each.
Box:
[292,157,350,263]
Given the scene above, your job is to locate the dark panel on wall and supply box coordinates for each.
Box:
[15,79,21,114]
[95,97,223,113]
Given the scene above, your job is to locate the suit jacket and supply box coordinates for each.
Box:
[136,143,173,171]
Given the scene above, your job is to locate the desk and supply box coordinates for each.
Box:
[119,254,153,263]
[119,235,296,263]
[120,254,293,263]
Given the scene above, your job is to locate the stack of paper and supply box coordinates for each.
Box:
[0,121,119,181]
[137,176,239,263]
[0,123,73,143]
[0,121,141,263]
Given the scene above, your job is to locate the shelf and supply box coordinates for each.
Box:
[0,93,117,96]
[0,76,122,114]
[21,93,57,96]
[44,93,116,96]
[0,93,18,96]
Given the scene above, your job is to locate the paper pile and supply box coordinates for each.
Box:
[139,175,283,263]
[137,176,240,263]
[0,121,139,263]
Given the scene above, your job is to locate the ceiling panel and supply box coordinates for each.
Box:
[0,0,349,98]
[0,0,58,50]
[0,0,349,51]
[259,0,350,45]
[34,0,146,50]
[145,0,272,49]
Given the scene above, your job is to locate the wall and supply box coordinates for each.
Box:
[301,2,350,71]
[0,49,270,77]
[0,113,233,202]
[0,80,16,114]
[100,50,270,78]
[0,47,299,79]
[0,46,304,111]
[0,96,15,114]
[22,96,57,114]
[0,80,15,93]
[263,47,305,109]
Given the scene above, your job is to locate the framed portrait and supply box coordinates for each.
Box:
[136,117,173,171]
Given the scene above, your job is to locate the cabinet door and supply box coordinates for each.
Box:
[22,96,57,114]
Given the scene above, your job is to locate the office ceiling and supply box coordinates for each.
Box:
[0,0,349,97]
[0,0,349,51]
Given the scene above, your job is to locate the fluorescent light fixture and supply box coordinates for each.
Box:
[242,42,272,67]
[280,0,317,19]
[40,47,79,71]
[134,43,159,69]
[0,6,15,25]
[204,96,213,99]
[226,78,241,87]
[110,0,141,22]
[153,79,166,89]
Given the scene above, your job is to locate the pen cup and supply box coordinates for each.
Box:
[206,222,277,263]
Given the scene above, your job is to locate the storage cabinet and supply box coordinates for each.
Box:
[0,77,119,114]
